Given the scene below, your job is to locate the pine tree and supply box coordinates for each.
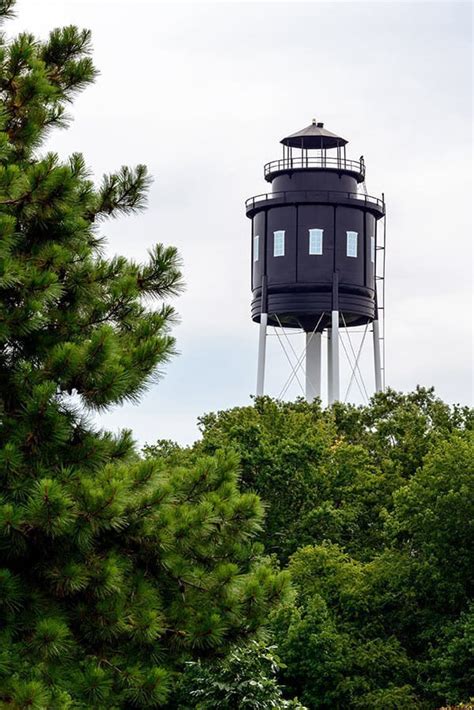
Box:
[0,3,289,706]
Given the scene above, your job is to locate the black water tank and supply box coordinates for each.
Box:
[245,120,385,332]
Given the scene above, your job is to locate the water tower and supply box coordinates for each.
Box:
[245,120,386,403]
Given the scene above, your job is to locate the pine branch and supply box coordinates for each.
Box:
[0,0,15,23]
[89,165,152,221]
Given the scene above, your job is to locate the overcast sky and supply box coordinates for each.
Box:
[11,0,473,445]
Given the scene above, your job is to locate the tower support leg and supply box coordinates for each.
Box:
[256,313,268,396]
[305,332,322,402]
[327,329,333,404]
[330,310,340,403]
[373,318,382,392]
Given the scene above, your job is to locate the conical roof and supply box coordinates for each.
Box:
[281,120,348,149]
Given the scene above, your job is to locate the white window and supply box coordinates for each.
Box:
[254,234,259,262]
[370,236,375,263]
[273,230,285,257]
[346,231,358,258]
[309,228,323,255]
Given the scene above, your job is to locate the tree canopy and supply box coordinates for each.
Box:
[164,389,473,709]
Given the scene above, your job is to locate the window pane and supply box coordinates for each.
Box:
[273,230,285,257]
[370,236,375,263]
[309,228,323,255]
[346,231,358,258]
[254,234,259,262]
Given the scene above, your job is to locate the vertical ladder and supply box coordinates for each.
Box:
[375,207,387,390]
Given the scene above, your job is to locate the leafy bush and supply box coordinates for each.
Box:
[174,640,306,709]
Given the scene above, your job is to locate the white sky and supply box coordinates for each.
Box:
[10,0,473,445]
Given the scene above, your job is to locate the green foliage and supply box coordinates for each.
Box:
[272,544,423,708]
[174,640,306,709]
[387,433,473,610]
[0,3,288,706]
[174,390,473,708]
[196,397,340,561]
[1,433,289,705]
[195,388,471,562]
[273,432,473,709]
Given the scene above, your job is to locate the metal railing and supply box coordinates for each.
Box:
[245,189,384,212]
[264,156,365,178]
